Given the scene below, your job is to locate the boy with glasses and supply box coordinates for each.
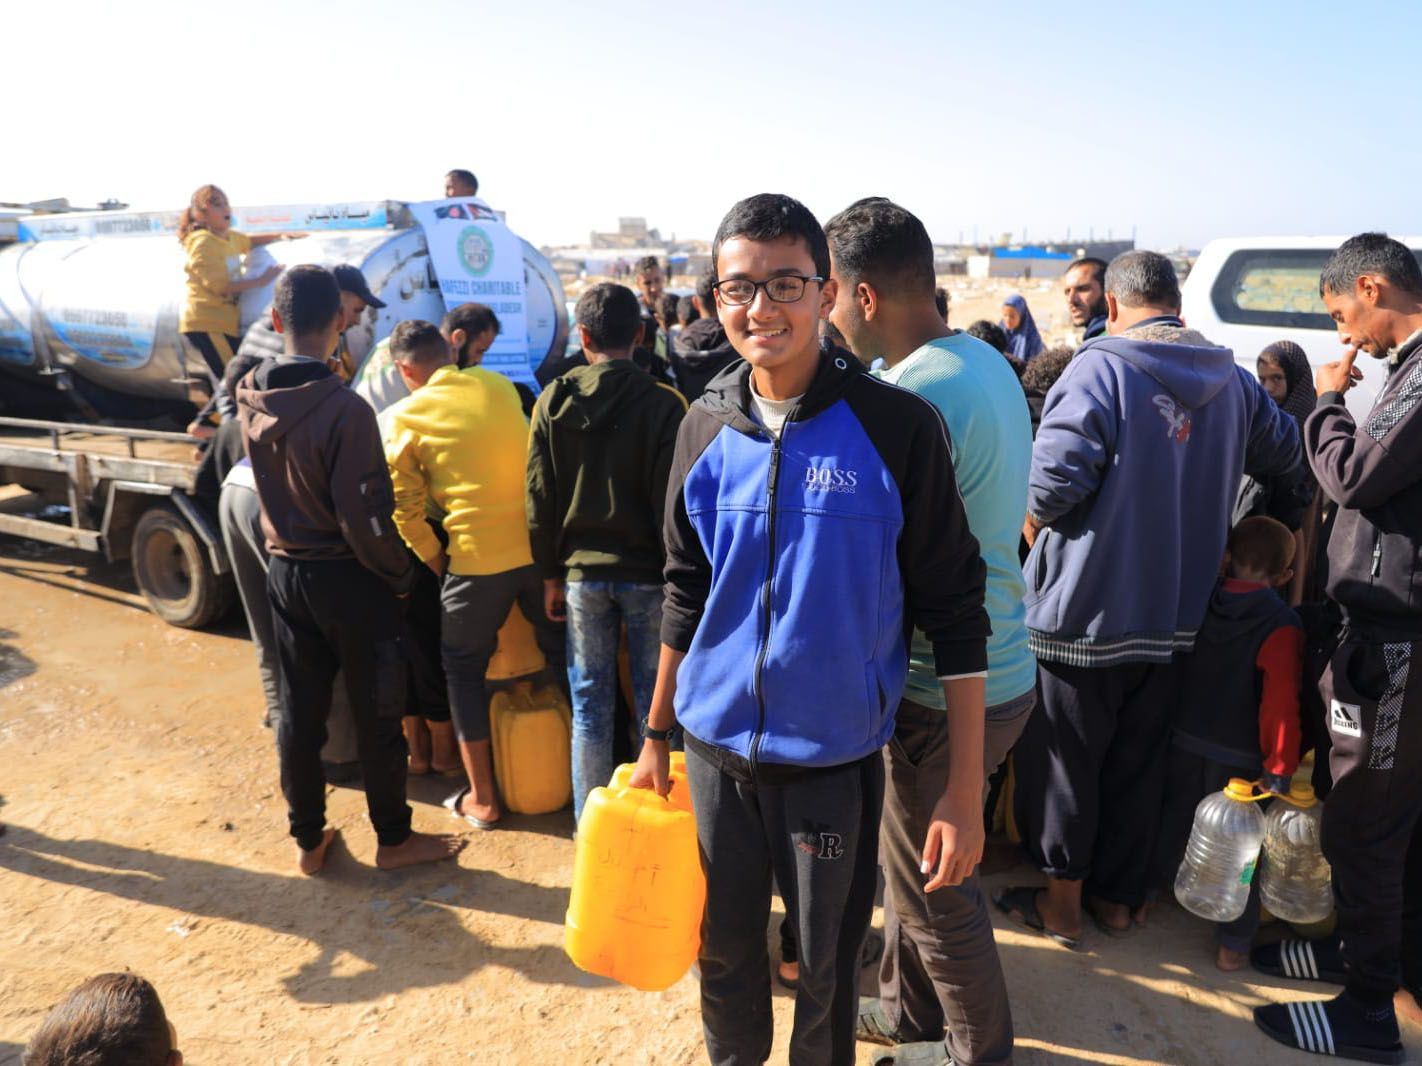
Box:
[629,194,988,1066]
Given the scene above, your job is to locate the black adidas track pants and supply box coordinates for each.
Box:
[1319,629,1422,1003]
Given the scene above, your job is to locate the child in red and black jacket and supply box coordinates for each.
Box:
[1158,516,1304,971]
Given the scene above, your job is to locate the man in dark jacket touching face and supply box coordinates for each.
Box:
[1254,233,1422,1064]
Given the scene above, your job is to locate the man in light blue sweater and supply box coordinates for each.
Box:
[827,198,1034,1066]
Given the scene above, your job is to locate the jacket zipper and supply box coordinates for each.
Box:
[1372,530,1383,578]
[749,422,788,777]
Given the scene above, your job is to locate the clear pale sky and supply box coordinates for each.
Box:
[5,0,1418,250]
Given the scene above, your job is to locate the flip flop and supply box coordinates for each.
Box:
[872,1041,954,1066]
[442,786,500,830]
[856,997,905,1047]
[1254,1000,1405,1064]
[992,885,1083,951]
[1085,898,1137,939]
[1253,938,1348,985]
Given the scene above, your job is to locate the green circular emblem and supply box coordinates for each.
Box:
[458,226,495,277]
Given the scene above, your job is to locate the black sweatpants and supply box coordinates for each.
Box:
[268,556,412,851]
[1318,631,1422,1003]
[1013,657,1178,907]
[686,740,884,1066]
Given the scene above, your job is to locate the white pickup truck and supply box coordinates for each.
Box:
[1180,236,1422,416]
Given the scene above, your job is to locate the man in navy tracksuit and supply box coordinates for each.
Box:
[629,194,989,1066]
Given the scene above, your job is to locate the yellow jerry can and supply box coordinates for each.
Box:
[486,605,546,682]
[565,784,705,991]
[608,750,693,814]
[489,681,571,815]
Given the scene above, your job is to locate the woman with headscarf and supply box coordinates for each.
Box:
[1235,340,1318,602]
[1000,293,1044,363]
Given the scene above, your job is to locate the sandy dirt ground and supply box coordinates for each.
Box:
[1,537,1418,1066]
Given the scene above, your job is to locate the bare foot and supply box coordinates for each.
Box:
[375,830,466,870]
[1087,897,1133,932]
[1133,900,1154,927]
[777,960,799,986]
[1216,945,1249,972]
[1036,889,1084,942]
[297,828,338,876]
[1395,988,1422,1028]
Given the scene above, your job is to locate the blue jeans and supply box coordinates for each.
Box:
[566,580,662,821]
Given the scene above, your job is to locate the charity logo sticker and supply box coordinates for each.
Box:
[458,226,495,277]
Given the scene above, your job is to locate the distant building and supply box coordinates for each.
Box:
[967,239,1136,279]
[590,216,665,250]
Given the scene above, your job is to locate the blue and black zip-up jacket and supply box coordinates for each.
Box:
[661,351,989,778]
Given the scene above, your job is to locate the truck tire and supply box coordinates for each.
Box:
[131,503,235,629]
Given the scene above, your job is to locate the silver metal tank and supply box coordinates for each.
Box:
[0,220,567,413]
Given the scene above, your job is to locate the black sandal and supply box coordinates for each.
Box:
[992,885,1083,951]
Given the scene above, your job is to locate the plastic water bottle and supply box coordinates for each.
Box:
[1175,778,1267,922]
[1259,782,1333,924]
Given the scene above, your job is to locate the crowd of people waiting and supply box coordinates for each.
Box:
[19,180,1422,1066]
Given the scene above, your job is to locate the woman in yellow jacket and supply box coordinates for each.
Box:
[177,184,290,387]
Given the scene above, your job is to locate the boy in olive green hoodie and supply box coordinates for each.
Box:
[526,283,687,821]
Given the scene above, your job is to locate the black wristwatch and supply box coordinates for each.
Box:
[641,723,677,742]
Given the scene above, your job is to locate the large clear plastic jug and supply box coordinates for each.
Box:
[565,784,705,991]
[1259,782,1333,924]
[1174,777,1267,922]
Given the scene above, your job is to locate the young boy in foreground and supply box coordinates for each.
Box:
[1158,516,1303,970]
[629,194,989,1066]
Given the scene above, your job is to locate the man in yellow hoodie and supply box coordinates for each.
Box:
[383,320,565,828]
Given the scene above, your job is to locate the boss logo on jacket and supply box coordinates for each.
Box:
[659,353,989,775]
[804,465,859,493]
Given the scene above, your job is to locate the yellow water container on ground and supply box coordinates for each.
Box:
[486,605,546,681]
[565,784,705,990]
[609,751,693,813]
[489,682,571,814]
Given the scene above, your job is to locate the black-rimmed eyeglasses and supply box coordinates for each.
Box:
[713,275,824,306]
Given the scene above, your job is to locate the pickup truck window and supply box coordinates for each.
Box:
[1211,247,1422,331]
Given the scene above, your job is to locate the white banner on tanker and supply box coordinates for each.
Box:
[409,199,533,388]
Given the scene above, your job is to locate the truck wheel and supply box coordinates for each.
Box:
[131,503,235,629]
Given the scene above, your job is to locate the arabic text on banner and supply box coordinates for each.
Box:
[408,199,532,388]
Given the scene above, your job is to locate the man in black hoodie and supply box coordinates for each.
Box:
[526,282,687,822]
[236,265,464,876]
[670,270,740,405]
[1253,233,1422,1064]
